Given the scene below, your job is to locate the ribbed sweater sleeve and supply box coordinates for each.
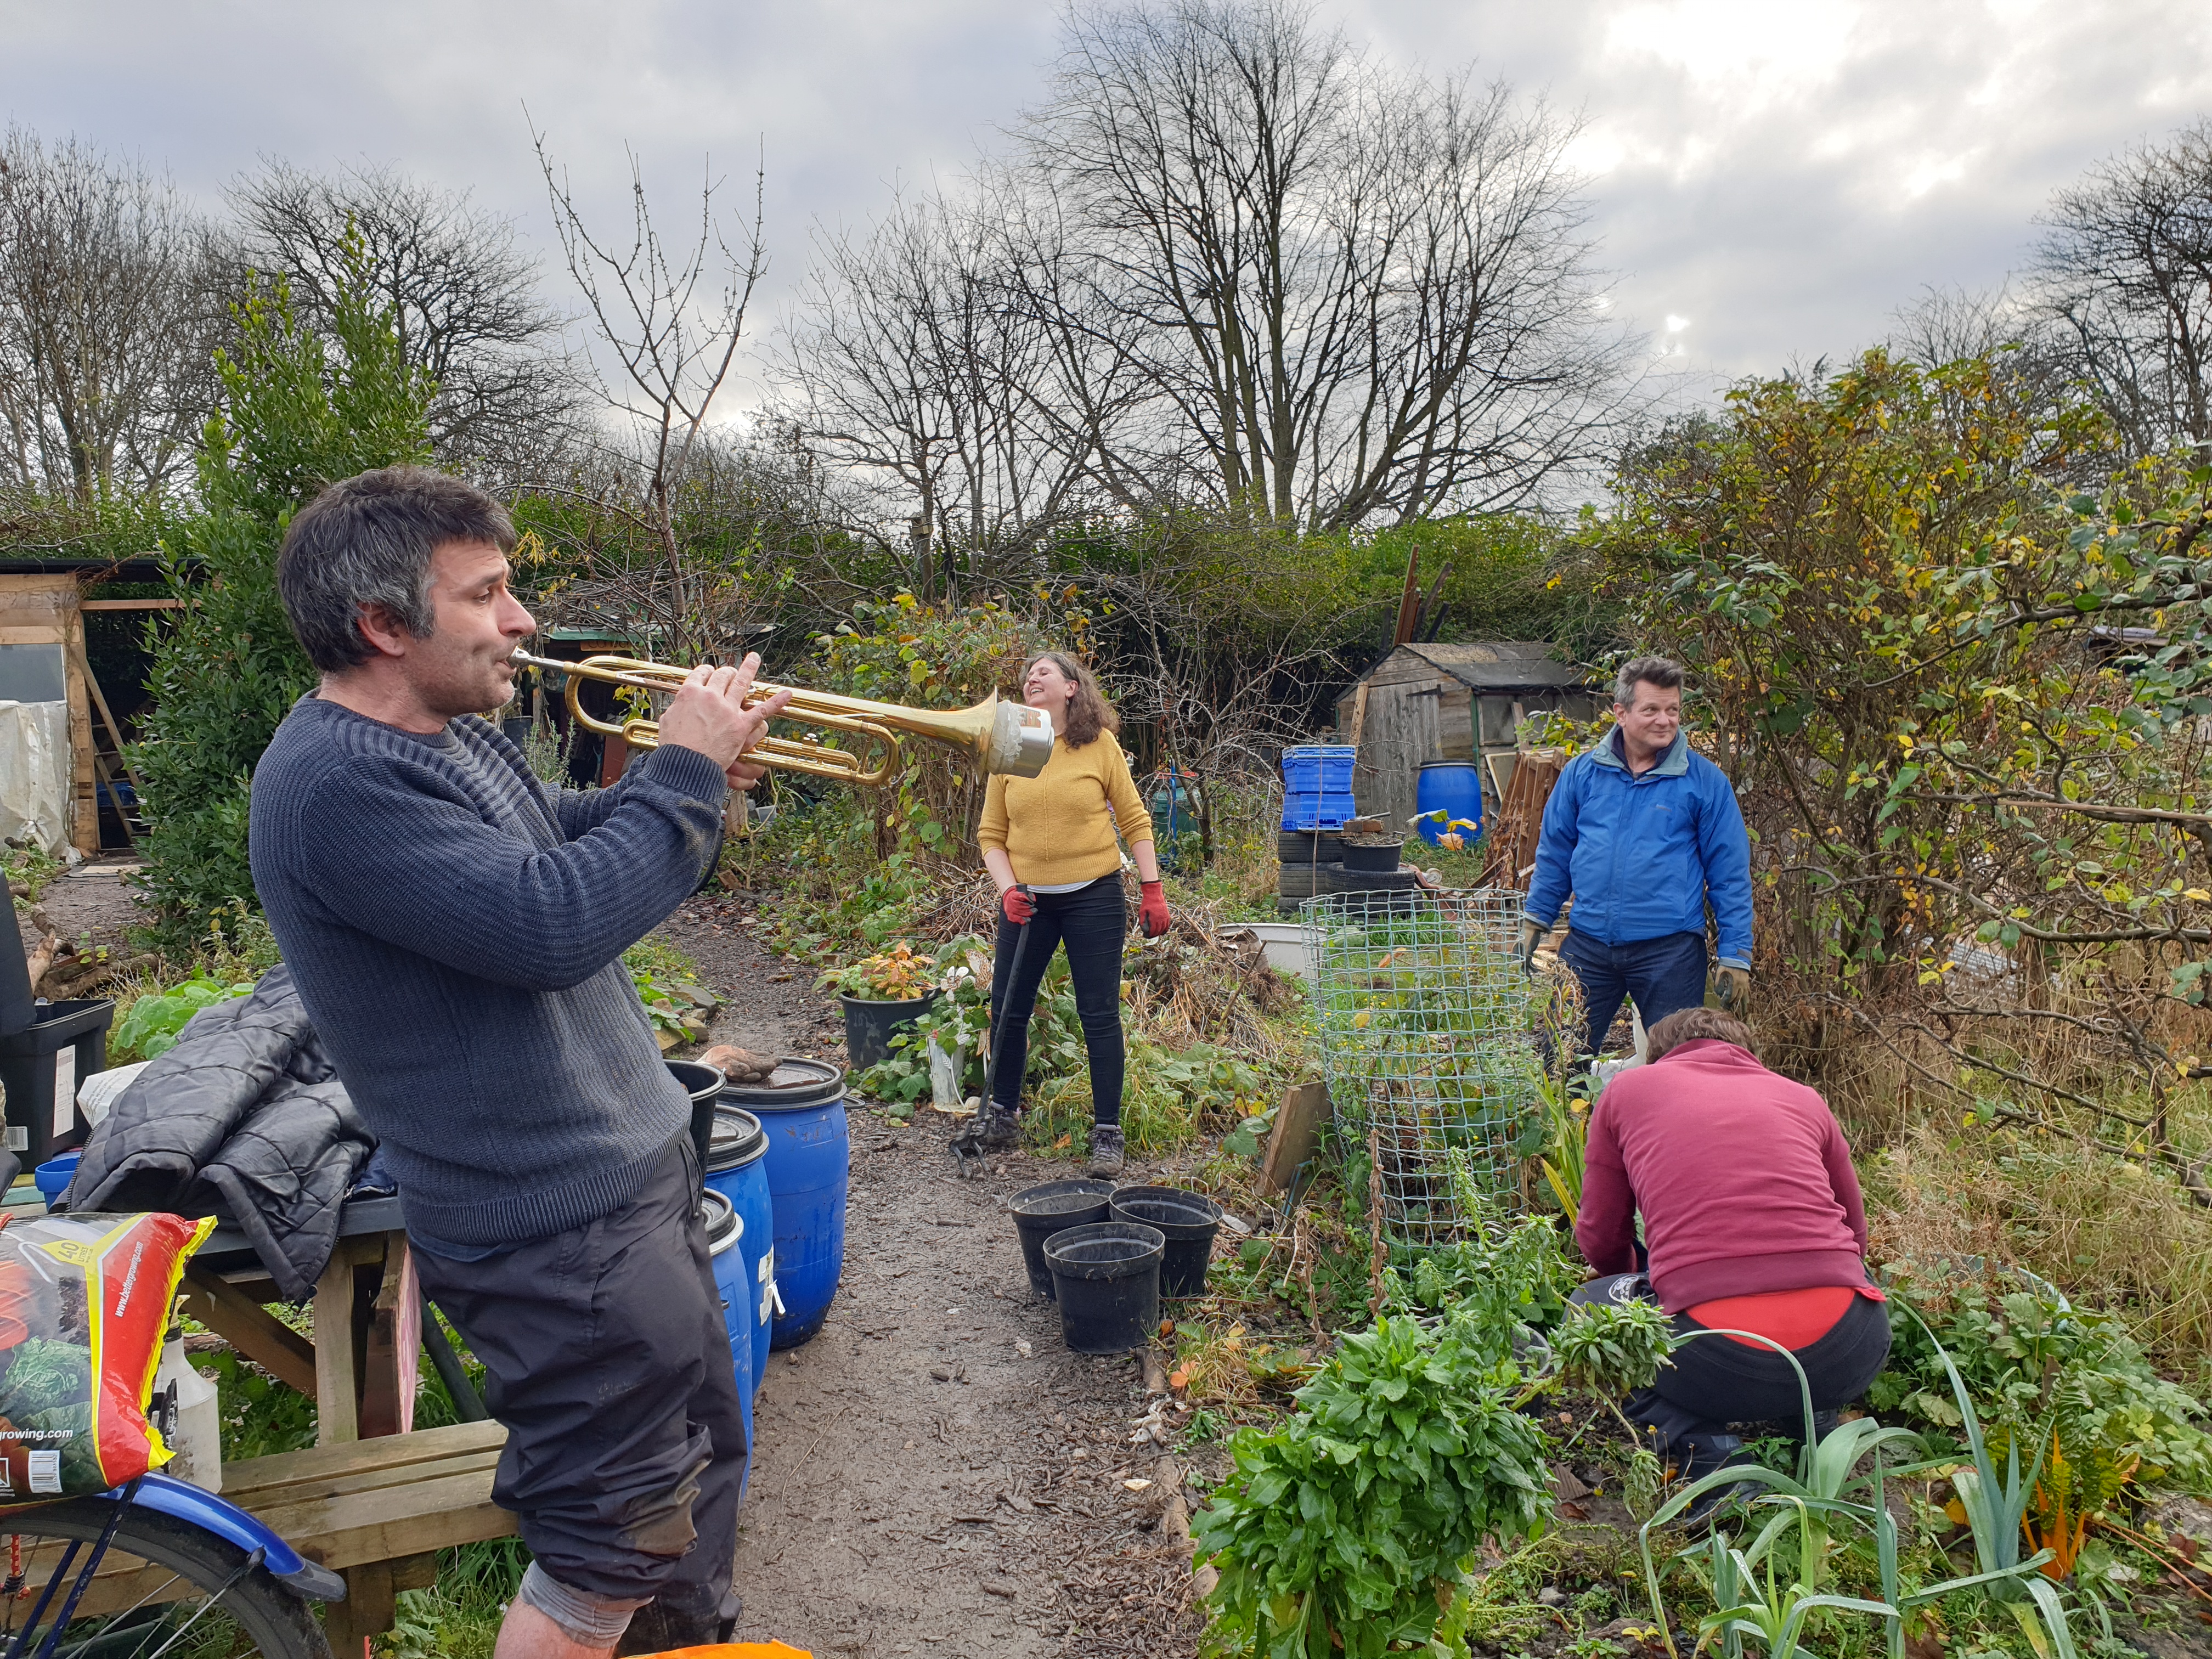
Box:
[292,741,727,991]
[1103,742,1154,848]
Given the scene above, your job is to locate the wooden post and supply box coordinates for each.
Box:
[359,1243,422,1440]
[314,1248,363,1447]
[1261,1081,1331,1194]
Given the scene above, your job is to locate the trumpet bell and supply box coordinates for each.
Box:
[989,701,1055,780]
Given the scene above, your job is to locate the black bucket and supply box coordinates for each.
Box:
[839,992,938,1071]
[1109,1186,1223,1298]
[1339,834,1406,872]
[1009,1179,1114,1299]
[667,1060,725,1176]
[1046,1222,1165,1354]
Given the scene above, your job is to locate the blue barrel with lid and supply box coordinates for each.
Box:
[704,1104,776,1394]
[701,1187,754,1497]
[720,1059,849,1351]
[1414,761,1484,847]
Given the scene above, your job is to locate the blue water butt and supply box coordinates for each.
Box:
[704,1105,776,1395]
[1414,761,1484,847]
[701,1188,754,1497]
[753,1090,849,1350]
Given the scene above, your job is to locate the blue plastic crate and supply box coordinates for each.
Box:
[1282,744,1355,794]
[1282,793,1358,831]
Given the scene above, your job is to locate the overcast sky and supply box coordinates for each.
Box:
[8,0,2212,408]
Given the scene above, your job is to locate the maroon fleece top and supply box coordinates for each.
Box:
[1576,1039,1872,1312]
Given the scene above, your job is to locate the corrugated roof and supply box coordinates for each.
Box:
[1365,641,1595,690]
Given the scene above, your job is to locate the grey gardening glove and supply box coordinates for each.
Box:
[1519,918,1546,974]
[1715,963,1751,1013]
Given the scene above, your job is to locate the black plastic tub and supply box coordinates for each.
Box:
[1109,1186,1224,1298]
[1009,1178,1114,1299]
[1339,834,1406,872]
[1,999,113,1165]
[839,992,938,1071]
[1046,1221,1165,1353]
[667,1060,726,1176]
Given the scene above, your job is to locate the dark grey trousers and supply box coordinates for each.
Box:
[414,1134,746,1620]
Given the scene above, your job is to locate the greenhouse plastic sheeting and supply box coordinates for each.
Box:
[0,701,71,855]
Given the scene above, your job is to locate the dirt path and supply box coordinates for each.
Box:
[664,893,1206,1658]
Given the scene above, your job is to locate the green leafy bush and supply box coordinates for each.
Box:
[1194,1313,1553,1658]
[131,236,432,950]
[109,975,256,1063]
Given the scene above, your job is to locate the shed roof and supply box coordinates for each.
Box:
[1361,641,1595,691]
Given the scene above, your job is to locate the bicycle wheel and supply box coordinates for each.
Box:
[0,1497,329,1658]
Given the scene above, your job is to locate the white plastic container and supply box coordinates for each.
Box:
[152,1335,222,1493]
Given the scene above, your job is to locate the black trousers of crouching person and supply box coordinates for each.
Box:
[1567,1273,1892,1447]
[414,1133,747,1627]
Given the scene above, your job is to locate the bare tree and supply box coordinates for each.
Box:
[531,129,771,662]
[0,128,230,499]
[780,180,1143,595]
[1019,0,1640,530]
[2030,121,2212,457]
[230,159,575,468]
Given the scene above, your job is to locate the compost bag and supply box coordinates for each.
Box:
[0,1211,213,1499]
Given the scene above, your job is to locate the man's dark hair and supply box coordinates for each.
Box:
[276,466,516,672]
[1645,1006,1756,1062]
[1613,655,1685,708]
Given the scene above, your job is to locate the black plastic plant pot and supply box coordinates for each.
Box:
[1109,1186,1224,1299]
[839,991,938,1071]
[1338,834,1407,872]
[667,1060,725,1177]
[1046,1221,1165,1354]
[1010,1179,1115,1299]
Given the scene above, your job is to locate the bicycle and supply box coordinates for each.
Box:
[0,1470,342,1658]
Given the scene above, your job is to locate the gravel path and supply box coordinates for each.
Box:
[664,890,1206,1658]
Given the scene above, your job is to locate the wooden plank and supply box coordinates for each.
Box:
[358,1243,421,1439]
[183,1269,318,1397]
[314,1247,362,1446]
[63,603,96,856]
[1261,1081,1331,1194]
[71,637,144,794]
[226,1442,506,1510]
[80,598,184,611]
[224,1419,507,1499]
[251,1466,519,1569]
[329,1559,394,1656]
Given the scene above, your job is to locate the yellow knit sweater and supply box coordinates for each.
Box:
[978,732,1153,887]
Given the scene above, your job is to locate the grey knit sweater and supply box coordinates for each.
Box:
[248,695,727,1247]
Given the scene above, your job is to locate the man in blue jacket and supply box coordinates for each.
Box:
[1520,656,1752,1055]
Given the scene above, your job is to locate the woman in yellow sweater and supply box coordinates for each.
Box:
[973,652,1170,1177]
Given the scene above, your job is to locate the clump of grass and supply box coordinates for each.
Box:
[1869,1113,2212,1383]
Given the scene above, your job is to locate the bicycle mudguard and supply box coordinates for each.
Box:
[118,1475,347,1602]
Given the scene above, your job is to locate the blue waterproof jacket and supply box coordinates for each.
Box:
[1523,728,1752,967]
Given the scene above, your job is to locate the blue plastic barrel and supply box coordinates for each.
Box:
[754,1091,849,1349]
[702,1188,754,1496]
[704,1105,776,1395]
[1414,761,1484,847]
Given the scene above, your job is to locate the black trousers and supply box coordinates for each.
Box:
[414,1135,747,1618]
[990,874,1127,1126]
[1568,1273,1892,1446]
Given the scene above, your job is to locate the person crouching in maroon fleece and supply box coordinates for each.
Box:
[1567,1007,1892,1505]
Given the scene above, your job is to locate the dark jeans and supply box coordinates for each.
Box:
[1569,1273,1892,1446]
[1560,928,1709,1054]
[414,1135,747,1620]
[990,874,1127,1126]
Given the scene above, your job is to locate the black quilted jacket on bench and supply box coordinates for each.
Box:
[66,964,375,1300]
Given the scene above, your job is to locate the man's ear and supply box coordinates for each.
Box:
[354,603,411,661]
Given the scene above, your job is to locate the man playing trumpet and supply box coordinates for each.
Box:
[249,466,791,1658]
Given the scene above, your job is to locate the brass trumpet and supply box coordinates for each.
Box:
[509,650,1055,786]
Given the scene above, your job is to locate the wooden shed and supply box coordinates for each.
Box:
[1331,642,1602,830]
[0,576,99,856]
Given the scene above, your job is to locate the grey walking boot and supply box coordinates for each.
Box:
[1085,1124,1126,1178]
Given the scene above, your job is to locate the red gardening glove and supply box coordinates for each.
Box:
[1139,880,1171,939]
[1001,885,1035,925]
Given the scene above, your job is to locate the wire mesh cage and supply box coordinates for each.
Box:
[1302,888,1543,1246]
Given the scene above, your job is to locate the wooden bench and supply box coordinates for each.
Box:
[222,1420,515,1652]
[180,1200,522,1654]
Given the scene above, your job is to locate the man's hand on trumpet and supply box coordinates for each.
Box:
[655,654,795,791]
